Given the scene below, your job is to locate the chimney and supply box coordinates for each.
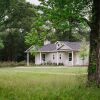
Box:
[44,40,51,45]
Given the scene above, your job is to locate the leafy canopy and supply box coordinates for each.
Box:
[79,38,89,60]
[25,28,46,46]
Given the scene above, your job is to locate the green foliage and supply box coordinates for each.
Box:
[79,38,89,60]
[25,28,46,46]
[0,1,34,61]
[0,0,25,22]
[89,59,96,73]
[37,0,91,41]
[0,39,4,49]
[0,61,26,67]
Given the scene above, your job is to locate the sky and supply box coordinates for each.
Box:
[26,0,40,5]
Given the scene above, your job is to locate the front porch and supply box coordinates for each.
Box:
[34,51,75,66]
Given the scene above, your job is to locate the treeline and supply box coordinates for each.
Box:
[0,0,35,61]
[0,0,90,62]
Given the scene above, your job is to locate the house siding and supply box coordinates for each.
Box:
[62,52,72,66]
[35,51,89,66]
[46,53,57,64]
[35,53,40,65]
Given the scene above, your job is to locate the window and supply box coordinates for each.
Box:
[59,54,61,59]
[53,54,55,59]
[69,53,72,61]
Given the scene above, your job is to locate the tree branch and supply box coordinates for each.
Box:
[82,18,92,28]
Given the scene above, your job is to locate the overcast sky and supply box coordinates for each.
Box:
[26,0,40,5]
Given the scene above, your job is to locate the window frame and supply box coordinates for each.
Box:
[59,54,61,59]
[68,52,72,61]
[53,54,55,60]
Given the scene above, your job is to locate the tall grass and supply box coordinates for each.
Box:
[0,67,99,100]
[0,61,26,67]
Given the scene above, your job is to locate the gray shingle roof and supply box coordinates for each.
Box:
[38,41,82,52]
[26,41,89,52]
[63,42,81,51]
[38,44,56,52]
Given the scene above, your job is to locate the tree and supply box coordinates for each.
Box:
[25,28,46,46]
[37,0,90,42]
[0,39,4,48]
[25,0,90,48]
[0,0,10,48]
[0,1,35,61]
[0,0,25,24]
[79,38,89,66]
[88,0,100,86]
[0,0,25,49]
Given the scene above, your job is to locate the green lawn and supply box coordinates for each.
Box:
[0,67,99,100]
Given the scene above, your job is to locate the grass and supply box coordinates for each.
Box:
[0,67,99,100]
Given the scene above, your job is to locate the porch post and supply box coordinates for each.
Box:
[57,52,59,65]
[72,51,74,66]
[27,52,29,66]
[40,52,42,64]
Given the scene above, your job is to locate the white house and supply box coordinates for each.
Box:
[25,40,89,66]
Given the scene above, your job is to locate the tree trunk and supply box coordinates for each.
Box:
[88,0,100,86]
[96,40,100,86]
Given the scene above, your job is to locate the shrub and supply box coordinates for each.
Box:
[0,61,27,67]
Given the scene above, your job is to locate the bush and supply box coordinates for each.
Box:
[41,62,64,66]
[0,61,27,67]
[59,63,64,66]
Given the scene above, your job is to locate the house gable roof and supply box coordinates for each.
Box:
[57,44,72,50]
[25,45,38,53]
[25,41,89,53]
[37,41,82,52]
[63,42,81,51]
[38,44,56,52]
